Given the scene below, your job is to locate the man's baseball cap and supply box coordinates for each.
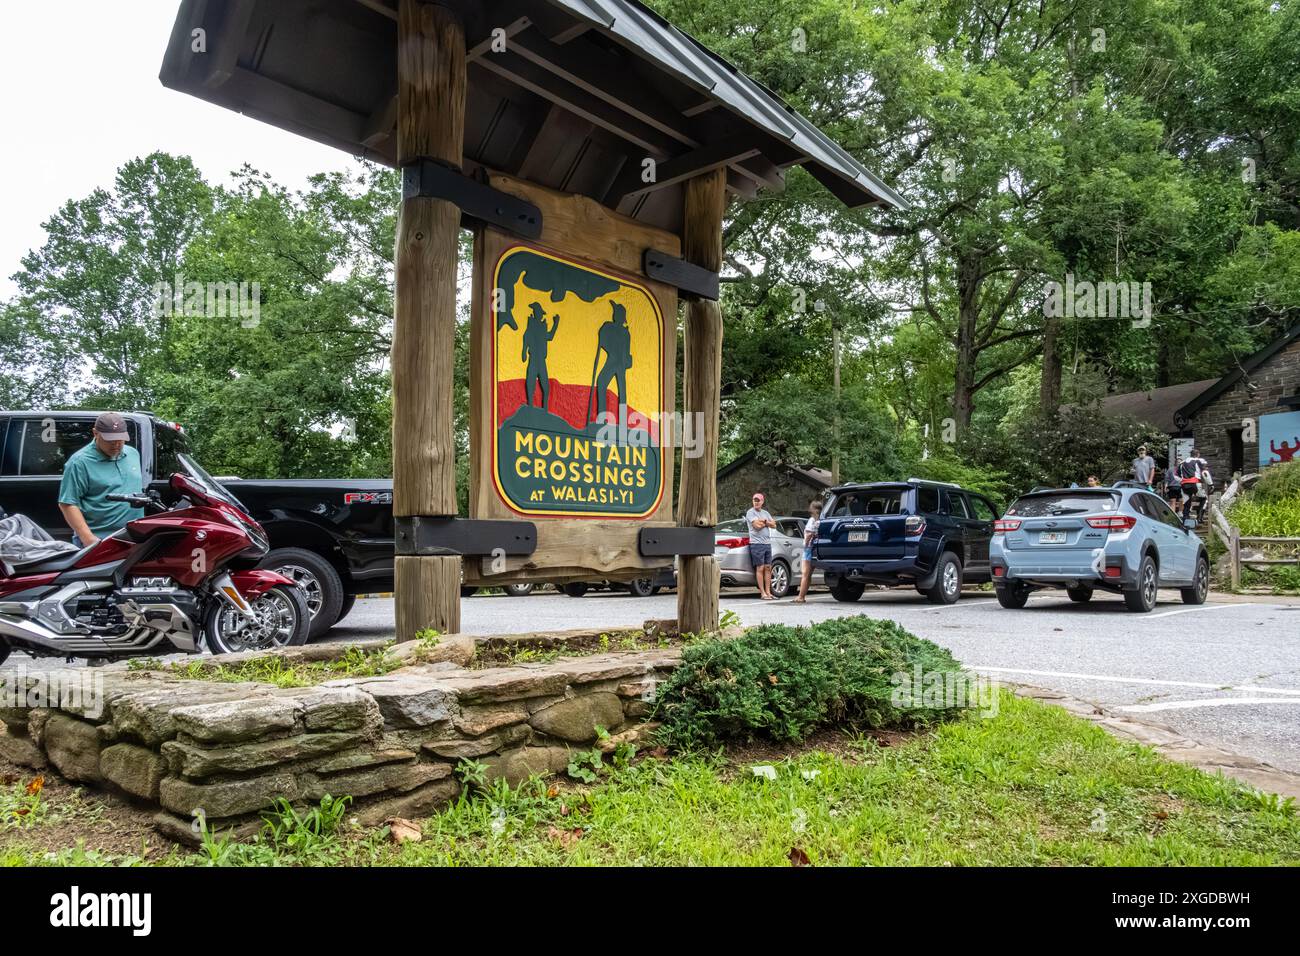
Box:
[94,412,130,441]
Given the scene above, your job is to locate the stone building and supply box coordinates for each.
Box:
[1176,323,1300,480]
[716,450,832,522]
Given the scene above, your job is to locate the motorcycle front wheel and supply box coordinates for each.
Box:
[205,583,312,655]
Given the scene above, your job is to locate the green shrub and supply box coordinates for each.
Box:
[653,616,967,749]
[1251,460,1300,505]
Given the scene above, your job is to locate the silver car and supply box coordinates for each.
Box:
[715,515,823,598]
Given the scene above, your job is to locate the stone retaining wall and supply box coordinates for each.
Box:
[0,628,680,844]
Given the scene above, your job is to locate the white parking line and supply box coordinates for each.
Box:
[971,666,1300,697]
[1117,697,1300,713]
[1146,603,1275,619]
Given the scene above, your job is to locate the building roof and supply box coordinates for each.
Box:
[1176,323,1300,424]
[1088,379,1218,435]
[158,0,905,236]
[717,449,832,488]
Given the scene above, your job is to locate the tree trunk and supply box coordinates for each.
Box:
[951,254,979,430]
[1039,314,1062,416]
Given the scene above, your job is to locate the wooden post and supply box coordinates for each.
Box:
[677,168,726,634]
[392,0,466,640]
[1230,526,1241,591]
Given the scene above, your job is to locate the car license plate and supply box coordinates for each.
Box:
[847,531,870,542]
[1039,531,1067,544]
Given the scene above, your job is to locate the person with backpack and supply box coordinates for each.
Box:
[1177,449,1209,521]
[1165,457,1183,509]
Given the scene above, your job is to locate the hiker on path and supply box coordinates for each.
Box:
[1177,449,1210,521]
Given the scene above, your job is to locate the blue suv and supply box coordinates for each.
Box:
[812,479,998,604]
[990,483,1209,612]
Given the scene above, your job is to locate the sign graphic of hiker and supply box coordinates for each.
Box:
[591,302,632,428]
[522,302,560,409]
[490,246,665,517]
[1260,410,1300,469]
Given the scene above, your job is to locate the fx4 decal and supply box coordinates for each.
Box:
[343,492,393,505]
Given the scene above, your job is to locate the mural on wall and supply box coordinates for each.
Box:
[1259,410,1300,468]
[491,245,665,518]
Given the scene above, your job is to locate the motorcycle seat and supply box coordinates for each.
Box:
[2,546,91,575]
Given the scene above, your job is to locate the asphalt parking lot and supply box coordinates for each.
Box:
[325,586,1300,774]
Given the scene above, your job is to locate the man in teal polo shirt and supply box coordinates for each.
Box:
[57,412,145,548]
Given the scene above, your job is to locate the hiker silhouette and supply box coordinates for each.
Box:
[593,302,633,427]
[521,302,559,409]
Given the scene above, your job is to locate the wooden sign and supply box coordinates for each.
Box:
[468,174,679,584]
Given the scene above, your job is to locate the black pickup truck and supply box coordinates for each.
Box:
[0,410,395,638]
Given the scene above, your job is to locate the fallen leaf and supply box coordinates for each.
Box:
[25,776,44,797]
[14,807,29,817]
[386,817,423,845]
[546,785,559,799]
[547,826,584,849]
[768,674,779,685]
[1153,810,1169,820]
[788,847,811,867]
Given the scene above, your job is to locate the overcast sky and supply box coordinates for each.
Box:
[0,1,360,299]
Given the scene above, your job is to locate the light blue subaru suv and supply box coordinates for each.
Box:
[990,483,1209,612]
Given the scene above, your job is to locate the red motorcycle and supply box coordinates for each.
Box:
[0,472,309,665]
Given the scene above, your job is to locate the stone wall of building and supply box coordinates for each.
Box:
[718,459,825,522]
[0,630,678,844]
[1190,337,1300,481]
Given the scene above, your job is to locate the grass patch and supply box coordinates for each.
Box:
[472,629,681,669]
[4,694,1299,866]
[163,644,402,688]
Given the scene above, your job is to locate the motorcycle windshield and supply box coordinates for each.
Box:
[177,453,251,515]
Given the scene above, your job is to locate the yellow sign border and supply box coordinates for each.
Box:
[490,243,667,519]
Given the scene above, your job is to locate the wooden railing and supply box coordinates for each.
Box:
[1211,473,1300,589]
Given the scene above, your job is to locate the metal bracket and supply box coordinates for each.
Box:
[395,517,538,557]
[638,526,715,557]
[643,248,719,301]
[401,159,543,239]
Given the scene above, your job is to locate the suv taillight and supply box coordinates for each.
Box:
[1086,515,1137,531]
[716,536,750,550]
[904,515,926,536]
[993,519,1021,533]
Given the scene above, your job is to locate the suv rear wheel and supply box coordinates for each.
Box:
[1181,555,1209,605]
[1066,586,1093,603]
[829,577,864,603]
[924,552,962,604]
[1124,555,1159,612]
[996,584,1030,609]
[562,583,589,598]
